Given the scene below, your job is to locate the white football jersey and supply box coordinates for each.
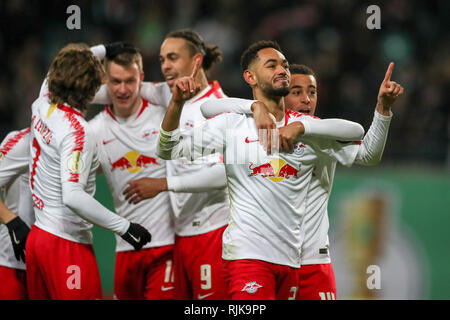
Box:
[0,128,34,270]
[89,99,175,251]
[160,109,360,268]
[301,142,359,265]
[30,97,99,244]
[146,81,230,237]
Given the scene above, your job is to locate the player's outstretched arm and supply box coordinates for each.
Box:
[159,58,202,159]
[355,62,403,165]
[123,162,227,204]
[62,182,151,250]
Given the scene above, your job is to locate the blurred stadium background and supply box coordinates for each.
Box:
[0,0,448,299]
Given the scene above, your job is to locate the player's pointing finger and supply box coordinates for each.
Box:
[384,62,394,83]
[190,56,201,78]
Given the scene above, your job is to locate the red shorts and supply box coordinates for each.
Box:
[25,225,102,300]
[0,265,27,300]
[223,259,299,300]
[297,263,337,300]
[174,225,229,300]
[114,244,175,300]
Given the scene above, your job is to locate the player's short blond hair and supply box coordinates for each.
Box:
[48,44,105,111]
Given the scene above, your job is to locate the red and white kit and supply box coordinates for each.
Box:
[159,105,365,299]
[92,72,230,299]
[147,81,230,300]
[201,98,392,300]
[0,128,34,299]
[89,99,176,300]
[26,89,130,299]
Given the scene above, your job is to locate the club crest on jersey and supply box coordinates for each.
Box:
[142,128,159,141]
[183,120,195,130]
[0,152,3,166]
[66,151,84,173]
[248,158,300,182]
[294,142,307,155]
[241,281,263,294]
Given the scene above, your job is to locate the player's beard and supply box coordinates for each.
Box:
[261,82,290,97]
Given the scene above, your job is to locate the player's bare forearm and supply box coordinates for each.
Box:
[161,98,184,132]
[375,102,393,117]
[0,199,17,224]
[123,177,168,204]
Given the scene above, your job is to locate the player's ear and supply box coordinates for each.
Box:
[243,69,257,87]
[140,71,144,82]
[193,53,203,69]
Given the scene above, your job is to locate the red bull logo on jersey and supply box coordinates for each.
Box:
[111,151,160,173]
[248,158,299,182]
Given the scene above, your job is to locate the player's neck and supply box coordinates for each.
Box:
[196,70,209,92]
[112,98,142,119]
[253,91,285,122]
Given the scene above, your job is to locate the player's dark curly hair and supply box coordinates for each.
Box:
[289,64,316,78]
[165,29,222,71]
[48,44,105,111]
[240,40,283,72]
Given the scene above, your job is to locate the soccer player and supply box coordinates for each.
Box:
[88,43,176,300]
[26,44,151,300]
[0,127,34,299]
[287,63,402,300]
[115,30,231,300]
[200,62,403,300]
[157,40,368,300]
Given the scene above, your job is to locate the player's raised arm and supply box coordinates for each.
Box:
[376,62,403,115]
[354,62,404,165]
[160,56,201,132]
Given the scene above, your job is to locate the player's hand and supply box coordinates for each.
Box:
[171,57,202,103]
[277,122,305,152]
[104,42,138,59]
[377,62,404,110]
[121,223,152,251]
[6,216,30,262]
[251,101,277,153]
[123,178,168,204]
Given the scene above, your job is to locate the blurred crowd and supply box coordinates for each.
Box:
[0,0,448,167]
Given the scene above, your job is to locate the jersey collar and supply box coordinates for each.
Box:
[192,81,224,103]
[57,104,84,118]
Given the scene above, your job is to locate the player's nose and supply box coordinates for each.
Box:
[301,93,311,104]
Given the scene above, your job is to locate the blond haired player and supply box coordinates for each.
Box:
[26,44,151,300]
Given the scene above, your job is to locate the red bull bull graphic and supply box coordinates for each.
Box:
[111,151,160,173]
[248,158,299,182]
